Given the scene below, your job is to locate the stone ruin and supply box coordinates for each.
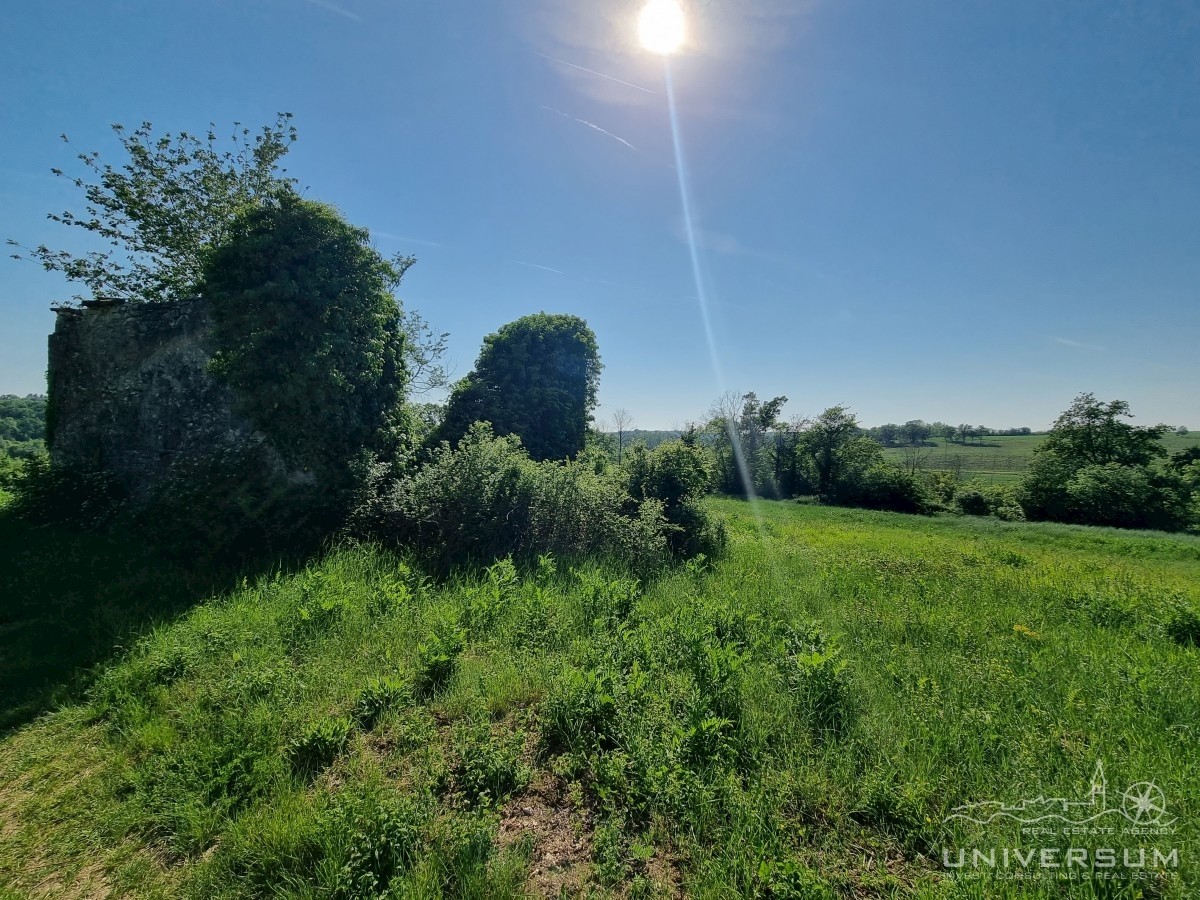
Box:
[46,296,260,497]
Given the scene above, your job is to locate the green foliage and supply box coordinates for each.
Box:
[1063,463,1191,531]
[0,395,46,460]
[795,406,881,502]
[1018,394,1195,531]
[777,624,851,737]
[204,195,410,485]
[705,391,789,496]
[8,115,297,302]
[1039,392,1167,468]
[360,423,681,572]
[1163,600,1200,647]
[953,480,1026,520]
[8,455,124,527]
[2,503,1199,896]
[352,676,413,729]
[954,486,992,516]
[436,312,602,461]
[288,717,354,779]
[627,440,726,557]
[326,787,427,897]
[412,617,465,699]
[835,463,934,514]
[446,718,529,806]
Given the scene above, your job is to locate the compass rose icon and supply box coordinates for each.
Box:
[1121,782,1168,824]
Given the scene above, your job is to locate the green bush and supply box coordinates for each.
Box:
[836,464,933,514]
[8,455,124,527]
[287,717,354,779]
[953,481,1025,520]
[204,196,410,476]
[627,440,726,558]
[352,677,413,729]
[1064,464,1191,531]
[446,718,529,806]
[357,423,693,572]
[953,487,991,516]
[777,623,852,737]
[326,787,427,897]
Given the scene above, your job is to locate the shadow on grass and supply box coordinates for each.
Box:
[0,511,309,735]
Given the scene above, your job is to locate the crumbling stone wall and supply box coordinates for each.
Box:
[47,297,259,497]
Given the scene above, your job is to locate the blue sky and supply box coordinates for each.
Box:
[2,0,1197,429]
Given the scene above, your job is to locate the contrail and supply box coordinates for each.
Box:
[1053,336,1106,351]
[516,261,565,275]
[539,54,655,94]
[373,231,445,248]
[541,107,637,151]
[303,0,361,21]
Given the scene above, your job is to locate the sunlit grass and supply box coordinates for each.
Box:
[1,500,1197,897]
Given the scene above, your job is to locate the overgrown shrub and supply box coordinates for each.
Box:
[953,487,991,516]
[1066,464,1190,531]
[834,464,933,514]
[356,424,708,572]
[626,440,726,558]
[953,480,1025,520]
[446,718,529,806]
[288,717,354,778]
[777,623,852,737]
[352,677,413,729]
[204,196,410,483]
[8,455,125,527]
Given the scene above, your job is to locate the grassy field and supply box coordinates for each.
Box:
[1,500,1198,898]
[880,433,1199,484]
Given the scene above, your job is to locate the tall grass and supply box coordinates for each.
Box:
[1,500,1197,898]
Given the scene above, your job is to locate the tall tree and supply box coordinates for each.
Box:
[704,391,786,496]
[435,313,602,461]
[798,405,880,501]
[1038,393,1166,468]
[9,115,298,302]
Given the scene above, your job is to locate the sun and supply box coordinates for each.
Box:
[638,0,686,55]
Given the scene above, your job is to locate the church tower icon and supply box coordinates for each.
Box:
[1088,759,1107,809]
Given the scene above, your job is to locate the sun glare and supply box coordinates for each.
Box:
[638,0,685,55]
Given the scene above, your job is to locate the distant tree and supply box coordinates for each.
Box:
[798,406,880,501]
[1177,425,1190,437]
[0,395,48,445]
[611,408,634,465]
[740,392,788,496]
[901,419,932,445]
[9,115,298,303]
[1020,394,1180,529]
[1168,446,1200,472]
[873,423,900,446]
[435,313,602,461]
[1038,393,1166,468]
[704,391,787,496]
[901,445,933,475]
[929,422,955,440]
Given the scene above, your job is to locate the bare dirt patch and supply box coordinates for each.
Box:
[497,773,593,897]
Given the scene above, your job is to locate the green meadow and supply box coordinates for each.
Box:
[2,499,1197,898]
[880,433,1198,484]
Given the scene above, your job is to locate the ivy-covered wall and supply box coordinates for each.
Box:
[46,297,260,497]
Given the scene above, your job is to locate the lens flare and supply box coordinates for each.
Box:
[638,0,685,55]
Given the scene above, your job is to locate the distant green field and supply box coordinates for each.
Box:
[882,433,1198,484]
[1,500,1197,897]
